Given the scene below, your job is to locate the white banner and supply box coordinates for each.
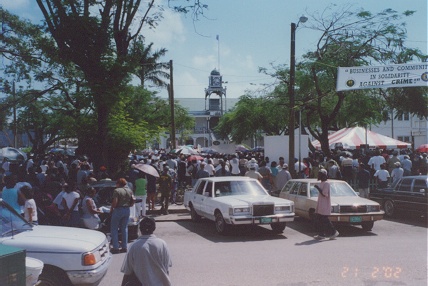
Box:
[336,63,428,91]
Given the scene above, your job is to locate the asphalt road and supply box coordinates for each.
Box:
[100,212,427,286]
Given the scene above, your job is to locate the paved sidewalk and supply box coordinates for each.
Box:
[146,203,190,222]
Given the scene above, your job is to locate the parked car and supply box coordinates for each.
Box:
[184,176,295,235]
[279,179,384,231]
[91,180,142,240]
[0,199,112,285]
[370,175,427,217]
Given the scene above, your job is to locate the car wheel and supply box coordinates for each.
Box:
[128,225,139,241]
[39,266,71,286]
[270,222,286,233]
[384,200,395,217]
[215,212,229,235]
[190,204,201,222]
[361,221,374,231]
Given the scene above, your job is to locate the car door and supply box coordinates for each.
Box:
[200,182,214,218]
[394,178,413,211]
[191,180,206,215]
[294,183,310,218]
[410,178,428,214]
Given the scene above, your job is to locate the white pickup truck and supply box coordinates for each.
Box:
[0,199,112,285]
[184,176,295,234]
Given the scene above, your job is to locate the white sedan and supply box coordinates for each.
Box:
[279,179,384,231]
[184,176,295,235]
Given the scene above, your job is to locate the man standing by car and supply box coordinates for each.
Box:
[121,217,172,286]
[357,163,371,198]
[110,178,134,254]
[314,169,338,240]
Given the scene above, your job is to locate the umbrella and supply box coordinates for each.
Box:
[416,144,428,153]
[187,155,204,162]
[201,147,218,155]
[235,144,249,152]
[178,146,200,155]
[133,163,160,177]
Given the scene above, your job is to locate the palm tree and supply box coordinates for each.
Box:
[131,37,170,88]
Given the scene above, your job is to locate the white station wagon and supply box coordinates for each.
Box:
[279,179,384,231]
[184,176,295,234]
[0,199,112,285]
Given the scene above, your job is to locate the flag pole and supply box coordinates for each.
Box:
[216,35,220,72]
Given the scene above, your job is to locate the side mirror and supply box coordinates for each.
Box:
[215,190,221,196]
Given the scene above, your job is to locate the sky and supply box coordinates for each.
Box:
[1,0,427,99]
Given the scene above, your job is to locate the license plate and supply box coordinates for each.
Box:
[350,216,362,223]
[260,217,272,224]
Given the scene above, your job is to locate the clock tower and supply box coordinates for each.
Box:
[204,69,227,146]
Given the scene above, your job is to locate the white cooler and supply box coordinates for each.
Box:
[26,257,44,286]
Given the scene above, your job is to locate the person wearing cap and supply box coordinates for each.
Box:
[245,164,263,182]
[390,162,404,185]
[121,217,172,286]
[196,162,210,180]
[356,163,371,198]
[387,151,400,174]
[400,155,412,176]
[313,169,338,240]
[246,158,259,172]
[275,163,292,193]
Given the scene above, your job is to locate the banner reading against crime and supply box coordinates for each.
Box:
[336,63,428,91]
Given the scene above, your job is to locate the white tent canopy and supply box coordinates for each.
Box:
[311,127,411,150]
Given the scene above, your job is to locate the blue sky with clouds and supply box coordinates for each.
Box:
[1,0,427,99]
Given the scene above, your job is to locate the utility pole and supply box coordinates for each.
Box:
[13,80,17,148]
[168,60,176,149]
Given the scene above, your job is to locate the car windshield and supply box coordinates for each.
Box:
[214,180,268,197]
[310,182,357,197]
[0,200,33,237]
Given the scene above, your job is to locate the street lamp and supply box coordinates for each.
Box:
[288,15,307,178]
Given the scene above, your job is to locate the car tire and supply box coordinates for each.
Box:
[215,212,229,235]
[384,200,395,217]
[361,221,374,231]
[190,204,201,222]
[270,222,286,233]
[39,266,71,286]
[128,225,139,241]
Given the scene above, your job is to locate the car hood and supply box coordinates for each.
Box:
[330,196,379,206]
[1,225,107,252]
[215,195,293,205]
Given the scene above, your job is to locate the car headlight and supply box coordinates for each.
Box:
[367,205,380,212]
[229,207,251,216]
[83,252,100,266]
[331,205,340,213]
[275,205,291,212]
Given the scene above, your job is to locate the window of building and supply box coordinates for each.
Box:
[397,112,410,121]
[397,136,410,142]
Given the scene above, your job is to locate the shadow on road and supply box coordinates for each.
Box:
[175,219,289,243]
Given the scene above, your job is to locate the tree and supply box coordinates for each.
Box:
[255,5,427,156]
[299,5,427,155]
[131,37,170,88]
[215,94,287,143]
[34,0,207,172]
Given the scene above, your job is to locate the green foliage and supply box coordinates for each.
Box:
[215,94,288,143]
